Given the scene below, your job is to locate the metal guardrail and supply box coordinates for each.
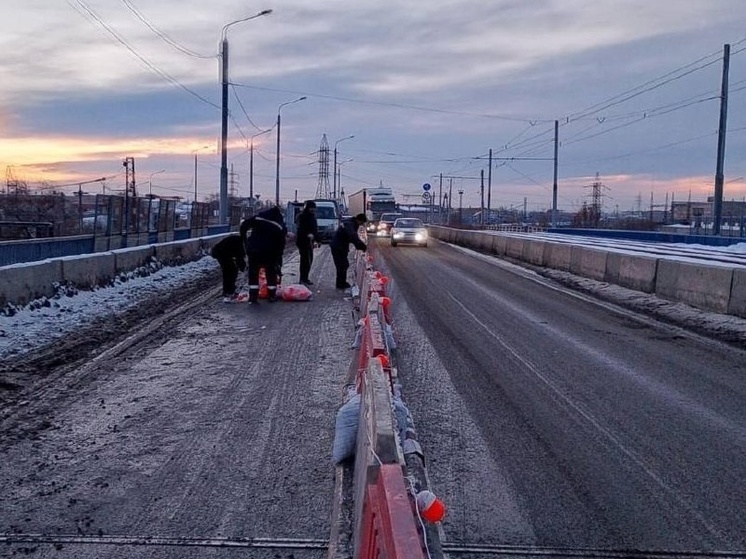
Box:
[0,224,231,267]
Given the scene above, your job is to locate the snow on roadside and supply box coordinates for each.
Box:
[0,256,219,361]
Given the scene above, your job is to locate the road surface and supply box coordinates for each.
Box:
[377,237,746,556]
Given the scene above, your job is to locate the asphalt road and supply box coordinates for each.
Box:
[0,248,355,559]
[376,237,746,556]
[3,237,746,558]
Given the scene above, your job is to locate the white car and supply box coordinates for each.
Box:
[390,218,428,247]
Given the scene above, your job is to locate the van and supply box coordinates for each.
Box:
[285,199,340,243]
[312,199,340,243]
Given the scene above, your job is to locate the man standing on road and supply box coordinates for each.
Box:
[330,213,367,289]
[210,234,246,302]
[295,200,319,285]
[243,206,287,304]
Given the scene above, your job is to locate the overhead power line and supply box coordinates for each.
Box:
[120,0,214,59]
[68,0,219,110]
[565,49,724,123]
[230,82,546,123]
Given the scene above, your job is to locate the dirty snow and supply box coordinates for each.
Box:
[0,256,219,361]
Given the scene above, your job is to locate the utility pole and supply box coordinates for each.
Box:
[480,169,485,227]
[552,120,559,227]
[219,36,229,223]
[458,189,464,227]
[713,43,730,236]
[438,173,443,224]
[487,148,493,223]
[78,184,83,233]
[448,178,453,225]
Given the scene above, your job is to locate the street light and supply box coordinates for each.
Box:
[192,145,210,202]
[333,135,354,200]
[458,188,464,226]
[249,128,273,208]
[148,169,165,197]
[336,158,353,201]
[219,8,273,224]
[275,96,307,206]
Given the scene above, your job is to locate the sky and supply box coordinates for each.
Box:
[1,0,746,214]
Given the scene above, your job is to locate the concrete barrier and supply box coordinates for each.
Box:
[475,231,492,252]
[428,226,746,319]
[1,236,215,307]
[544,242,572,270]
[0,260,64,306]
[570,246,608,281]
[522,240,547,266]
[728,268,746,318]
[493,234,508,256]
[505,236,525,260]
[605,253,658,293]
[114,245,156,273]
[61,252,117,289]
[655,259,734,314]
[154,238,202,264]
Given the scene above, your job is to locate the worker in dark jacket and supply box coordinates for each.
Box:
[210,234,246,302]
[295,200,319,285]
[242,206,287,303]
[330,213,367,289]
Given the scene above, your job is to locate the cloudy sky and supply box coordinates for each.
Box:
[1,0,745,213]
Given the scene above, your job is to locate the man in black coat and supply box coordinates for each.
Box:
[210,234,246,302]
[330,213,367,289]
[295,200,319,285]
[241,206,287,303]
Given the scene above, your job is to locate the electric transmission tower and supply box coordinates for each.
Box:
[315,134,331,199]
[584,172,609,226]
[123,157,137,198]
[5,166,27,195]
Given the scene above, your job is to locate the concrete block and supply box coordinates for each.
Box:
[155,239,203,264]
[0,260,64,306]
[728,268,746,318]
[544,242,572,270]
[655,259,734,313]
[570,246,608,281]
[505,237,525,259]
[475,232,492,252]
[493,234,508,256]
[522,240,547,266]
[605,253,658,293]
[62,252,116,289]
[114,245,156,273]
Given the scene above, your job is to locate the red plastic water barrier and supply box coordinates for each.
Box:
[359,464,426,559]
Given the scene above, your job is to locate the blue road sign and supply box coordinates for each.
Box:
[422,183,431,191]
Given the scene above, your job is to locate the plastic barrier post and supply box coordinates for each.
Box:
[359,465,427,559]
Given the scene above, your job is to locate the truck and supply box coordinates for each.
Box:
[347,187,398,233]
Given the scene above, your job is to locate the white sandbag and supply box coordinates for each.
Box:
[332,394,361,464]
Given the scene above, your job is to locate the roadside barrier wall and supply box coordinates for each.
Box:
[427,226,746,319]
[0,235,226,307]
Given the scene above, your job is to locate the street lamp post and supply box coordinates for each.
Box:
[333,135,354,200]
[219,9,272,225]
[148,169,165,197]
[192,145,210,202]
[249,128,273,210]
[458,189,464,226]
[275,96,307,207]
[336,158,353,202]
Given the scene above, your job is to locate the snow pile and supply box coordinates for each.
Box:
[0,255,218,360]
